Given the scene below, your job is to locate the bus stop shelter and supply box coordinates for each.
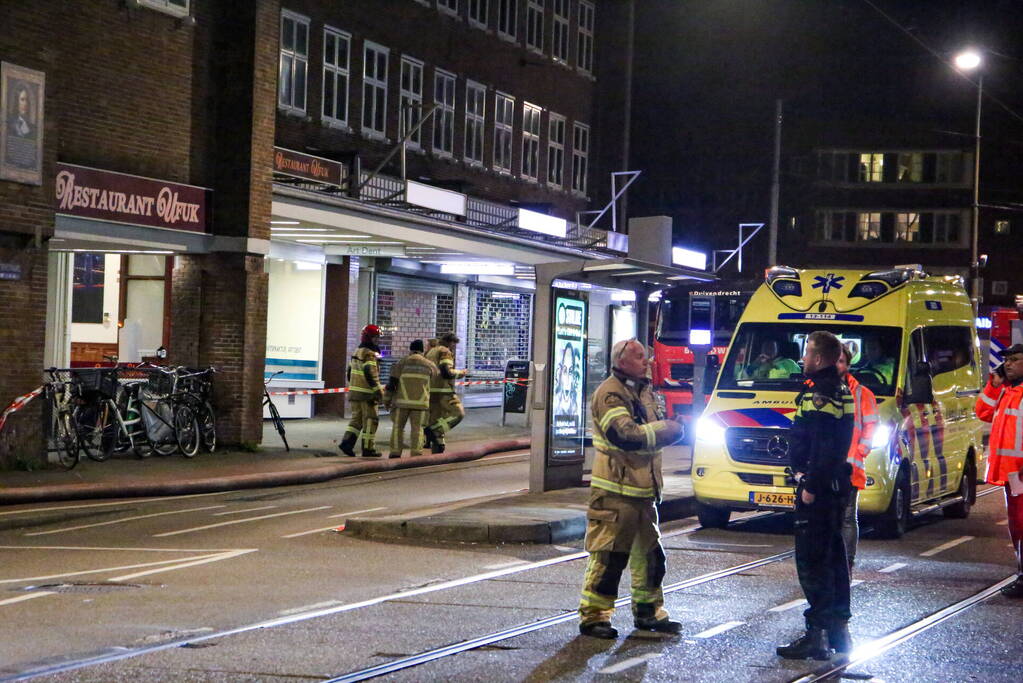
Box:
[528,241,717,493]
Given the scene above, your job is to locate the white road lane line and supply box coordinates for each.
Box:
[688,542,773,548]
[920,535,975,557]
[0,491,231,517]
[326,506,387,519]
[0,592,56,607]
[693,621,745,639]
[768,598,808,613]
[0,544,249,553]
[278,600,344,616]
[154,506,333,537]
[212,505,278,516]
[23,506,228,536]
[0,553,227,584]
[851,579,865,587]
[282,526,344,538]
[483,559,531,570]
[111,549,257,581]
[598,653,661,674]
[879,562,908,573]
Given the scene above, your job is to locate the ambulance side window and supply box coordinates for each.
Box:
[923,326,973,376]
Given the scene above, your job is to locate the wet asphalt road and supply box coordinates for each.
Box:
[0,469,1019,682]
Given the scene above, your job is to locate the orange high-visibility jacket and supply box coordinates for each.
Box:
[846,374,878,490]
[975,378,1023,485]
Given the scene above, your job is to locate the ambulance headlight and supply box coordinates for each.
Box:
[696,416,726,444]
[871,424,891,450]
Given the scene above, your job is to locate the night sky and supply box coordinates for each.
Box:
[628,0,1023,259]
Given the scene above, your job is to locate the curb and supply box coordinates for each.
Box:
[0,438,531,505]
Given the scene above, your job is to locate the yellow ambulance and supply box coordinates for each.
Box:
[692,265,985,538]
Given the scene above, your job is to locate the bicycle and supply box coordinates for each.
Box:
[44,369,81,470]
[176,366,217,453]
[263,370,289,451]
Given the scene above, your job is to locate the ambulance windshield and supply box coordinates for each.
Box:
[719,322,902,396]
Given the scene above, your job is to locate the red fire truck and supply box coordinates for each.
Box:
[988,306,1022,374]
[652,280,759,424]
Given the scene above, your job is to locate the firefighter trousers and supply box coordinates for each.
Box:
[578,490,668,626]
[428,393,464,446]
[345,401,379,453]
[390,408,425,457]
[795,490,851,630]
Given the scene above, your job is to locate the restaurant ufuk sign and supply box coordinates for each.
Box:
[54,163,209,233]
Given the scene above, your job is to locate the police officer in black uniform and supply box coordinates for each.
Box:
[777,330,855,660]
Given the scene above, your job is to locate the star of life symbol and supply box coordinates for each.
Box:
[811,273,845,294]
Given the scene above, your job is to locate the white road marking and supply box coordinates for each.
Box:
[326,506,387,519]
[111,549,256,581]
[212,505,278,516]
[693,621,745,638]
[768,598,808,613]
[879,562,907,573]
[689,542,773,548]
[598,653,661,674]
[278,600,344,616]
[483,559,531,570]
[0,491,231,517]
[23,506,228,536]
[851,579,865,587]
[553,545,576,552]
[282,525,344,538]
[0,544,248,553]
[0,592,56,607]
[154,506,333,537]
[0,553,227,584]
[920,535,975,557]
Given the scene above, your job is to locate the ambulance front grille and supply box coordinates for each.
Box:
[725,427,791,467]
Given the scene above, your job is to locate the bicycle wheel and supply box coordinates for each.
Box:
[268,400,289,451]
[54,409,80,470]
[175,403,200,458]
[75,402,117,462]
[198,400,217,452]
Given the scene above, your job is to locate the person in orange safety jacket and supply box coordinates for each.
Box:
[975,343,1023,598]
[836,345,878,569]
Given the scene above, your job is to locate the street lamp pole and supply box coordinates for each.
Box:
[970,73,983,313]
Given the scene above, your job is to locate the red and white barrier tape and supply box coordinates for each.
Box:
[268,378,527,397]
[0,386,44,433]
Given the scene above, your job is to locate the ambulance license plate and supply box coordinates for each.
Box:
[750,491,796,508]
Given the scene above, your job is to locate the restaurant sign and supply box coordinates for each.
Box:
[54,163,209,233]
[273,147,344,187]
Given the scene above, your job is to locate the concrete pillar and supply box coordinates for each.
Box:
[318,258,354,417]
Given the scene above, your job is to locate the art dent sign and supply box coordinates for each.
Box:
[54,163,208,233]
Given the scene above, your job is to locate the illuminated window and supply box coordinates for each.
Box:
[857,212,881,241]
[897,152,923,182]
[858,153,883,182]
[399,57,424,148]
[896,213,920,242]
[995,220,1011,235]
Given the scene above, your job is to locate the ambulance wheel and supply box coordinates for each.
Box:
[876,467,911,539]
[697,503,731,529]
[943,460,975,519]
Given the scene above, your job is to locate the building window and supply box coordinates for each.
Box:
[897,152,923,182]
[433,69,456,157]
[577,1,594,74]
[895,212,920,242]
[498,0,518,39]
[526,0,545,53]
[279,11,309,112]
[995,219,1011,235]
[935,152,964,183]
[992,281,1009,296]
[552,0,570,63]
[818,151,851,182]
[857,212,881,241]
[858,153,883,182]
[468,0,488,27]
[932,213,961,243]
[362,42,389,138]
[139,0,190,17]
[494,92,514,173]
[548,113,565,188]
[572,122,589,194]
[400,57,424,148]
[322,28,351,126]
[465,81,487,166]
[438,0,459,16]
[521,103,542,181]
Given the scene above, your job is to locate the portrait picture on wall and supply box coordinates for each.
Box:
[72,253,105,324]
[0,62,45,185]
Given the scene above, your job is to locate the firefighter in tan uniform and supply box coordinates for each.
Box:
[339,325,383,458]
[424,332,467,454]
[578,338,685,639]
[385,339,437,458]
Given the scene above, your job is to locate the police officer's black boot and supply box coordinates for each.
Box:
[579,621,619,639]
[633,603,683,634]
[827,621,853,657]
[423,427,434,449]
[776,627,830,660]
[338,434,357,457]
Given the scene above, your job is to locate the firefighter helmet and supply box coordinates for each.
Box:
[361,324,381,341]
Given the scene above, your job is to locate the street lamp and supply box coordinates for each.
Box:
[954,49,983,312]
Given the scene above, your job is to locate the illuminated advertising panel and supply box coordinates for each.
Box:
[549,290,587,464]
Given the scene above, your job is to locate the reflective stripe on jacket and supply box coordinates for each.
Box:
[386,352,437,410]
[975,378,1023,485]
[426,345,464,393]
[348,345,381,402]
[846,374,878,490]
[590,370,683,500]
